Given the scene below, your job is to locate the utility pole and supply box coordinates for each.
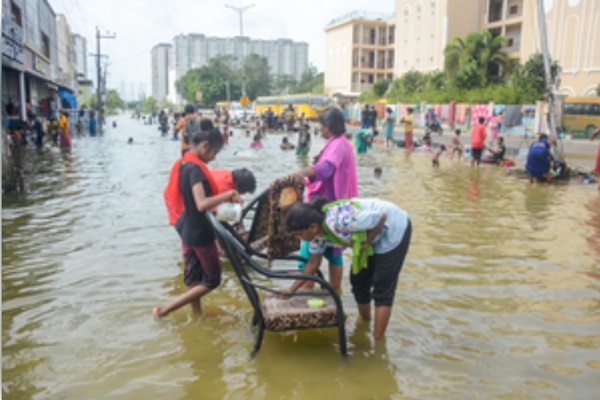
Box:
[225,4,255,98]
[95,27,116,134]
[536,0,557,140]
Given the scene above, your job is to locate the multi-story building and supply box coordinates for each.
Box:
[72,33,87,80]
[151,43,172,103]
[170,34,309,101]
[324,0,599,97]
[2,0,61,118]
[56,14,76,92]
[480,0,600,97]
[324,11,396,95]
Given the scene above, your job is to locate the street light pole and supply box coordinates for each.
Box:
[225,4,255,98]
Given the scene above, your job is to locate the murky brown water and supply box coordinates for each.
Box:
[3,115,600,399]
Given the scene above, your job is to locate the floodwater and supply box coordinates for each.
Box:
[3,115,599,400]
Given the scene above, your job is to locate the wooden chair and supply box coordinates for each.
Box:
[208,212,347,357]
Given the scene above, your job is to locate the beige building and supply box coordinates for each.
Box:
[394,0,480,75]
[324,11,396,95]
[324,0,599,97]
[481,0,600,97]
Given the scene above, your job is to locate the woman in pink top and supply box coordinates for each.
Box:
[289,107,358,290]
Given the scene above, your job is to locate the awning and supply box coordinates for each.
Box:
[58,88,77,109]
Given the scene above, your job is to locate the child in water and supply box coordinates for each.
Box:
[250,133,263,149]
[284,197,412,340]
[280,137,295,150]
[155,127,243,319]
[374,167,382,178]
[432,145,446,167]
[451,129,463,160]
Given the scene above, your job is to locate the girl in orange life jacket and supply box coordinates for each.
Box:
[153,128,243,319]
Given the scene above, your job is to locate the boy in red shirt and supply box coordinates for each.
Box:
[471,117,487,167]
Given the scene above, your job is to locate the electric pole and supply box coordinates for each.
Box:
[536,0,557,140]
[225,4,255,98]
[95,27,116,134]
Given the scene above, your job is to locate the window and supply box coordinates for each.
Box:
[11,1,22,26]
[368,74,374,84]
[42,33,50,58]
[509,5,518,14]
[508,38,514,47]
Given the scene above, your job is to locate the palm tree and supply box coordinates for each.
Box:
[444,31,511,87]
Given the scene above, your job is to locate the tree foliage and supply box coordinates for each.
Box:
[444,31,512,89]
[105,89,124,114]
[176,54,273,105]
[512,53,561,101]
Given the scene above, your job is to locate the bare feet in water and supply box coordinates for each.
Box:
[152,307,164,319]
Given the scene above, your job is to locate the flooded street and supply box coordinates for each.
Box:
[3,115,600,399]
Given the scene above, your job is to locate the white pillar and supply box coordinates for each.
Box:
[19,71,26,120]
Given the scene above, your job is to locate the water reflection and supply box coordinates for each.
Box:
[2,115,600,399]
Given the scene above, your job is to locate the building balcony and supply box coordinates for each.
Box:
[351,83,372,92]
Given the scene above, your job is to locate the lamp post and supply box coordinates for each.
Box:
[225,4,255,98]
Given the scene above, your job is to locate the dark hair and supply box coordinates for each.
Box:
[478,116,485,124]
[455,129,461,135]
[318,107,345,137]
[253,133,261,141]
[282,137,289,143]
[191,127,223,149]
[498,136,504,143]
[374,167,382,174]
[285,197,328,231]
[386,107,392,113]
[200,118,214,131]
[185,104,195,114]
[407,107,414,113]
[231,168,256,194]
[440,144,447,151]
[539,133,548,141]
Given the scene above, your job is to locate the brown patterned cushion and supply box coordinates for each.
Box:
[261,291,340,331]
[267,176,304,260]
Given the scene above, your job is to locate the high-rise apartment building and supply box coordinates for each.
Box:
[171,34,308,95]
[324,0,600,97]
[151,43,172,103]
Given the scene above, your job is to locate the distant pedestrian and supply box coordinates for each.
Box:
[361,105,370,129]
[29,114,45,148]
[175,104,202,155]
[400,108,414,151]
[59,111,72,150]
[369,106,377,130]
[384,107,395,147]
[432,145,446,168]
[89,110,97,135]
[470,117,487,167]
[451,129,463,160]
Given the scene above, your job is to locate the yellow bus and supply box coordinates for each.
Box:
[562,97,600,138]
[255,93,330,120]
[215,101,231,115]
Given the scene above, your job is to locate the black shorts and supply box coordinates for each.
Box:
[350,220,412,307]
[472,147,483,160]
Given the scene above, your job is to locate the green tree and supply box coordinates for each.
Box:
[244,54,271,99]
[372,79,391,97]
[140,96,158,114]
[512,53,561,102]
[176,55,239,106]
[444,31,511,88]
[105,89,124,114]
[291,65,324,94]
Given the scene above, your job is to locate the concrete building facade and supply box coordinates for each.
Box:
[324,11,396,95]
[480,0,600,97]
[324,0,599,97]
[171,34,309,96]
[72,33,87,80]
[56,14,76,92]
[151,43,172,103]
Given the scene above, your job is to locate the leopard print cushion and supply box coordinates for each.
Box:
[267,176,304,260]
[262,291,339,331]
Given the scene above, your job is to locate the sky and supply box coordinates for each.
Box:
[49,0,394,100]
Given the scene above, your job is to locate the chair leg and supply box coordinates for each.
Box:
[337,317,348,357]
[251,312,259,328]
[251,322,265,358]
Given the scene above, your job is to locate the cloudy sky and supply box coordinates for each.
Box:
[50,0,393,99]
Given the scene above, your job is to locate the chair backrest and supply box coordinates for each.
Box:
[266,176,304,260]
[245,188,270,246]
